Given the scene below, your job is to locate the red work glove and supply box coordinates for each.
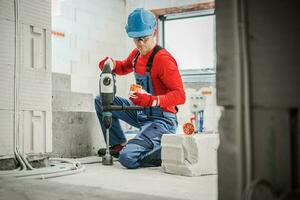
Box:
[129,92,159,107]
[98,57,109,71]
[98,57,115,71]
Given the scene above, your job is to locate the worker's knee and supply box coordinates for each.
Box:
[118,150,140,169]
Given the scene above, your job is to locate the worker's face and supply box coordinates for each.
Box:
[133,34,155,55]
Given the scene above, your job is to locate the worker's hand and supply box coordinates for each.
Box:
[98,57,115,71]
[129,92,159,107]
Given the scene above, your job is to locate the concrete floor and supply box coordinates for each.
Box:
[1,158,218,200]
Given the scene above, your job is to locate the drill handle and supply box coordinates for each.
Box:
[102,104,144,112]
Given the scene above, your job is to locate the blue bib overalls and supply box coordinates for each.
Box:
[94,46,178,168]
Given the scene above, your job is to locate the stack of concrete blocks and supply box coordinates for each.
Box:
[0,0,52,157]
[52,72,103,158]
[216,1,300,199]
[161,133,219,177]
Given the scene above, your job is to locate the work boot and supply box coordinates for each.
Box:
[98,144,124,158]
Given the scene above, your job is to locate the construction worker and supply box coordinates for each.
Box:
[95,8,185,169]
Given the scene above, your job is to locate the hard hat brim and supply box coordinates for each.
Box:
[126,29,154,38]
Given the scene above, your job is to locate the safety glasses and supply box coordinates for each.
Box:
[133,35,151,42]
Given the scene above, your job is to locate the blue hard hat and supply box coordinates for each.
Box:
[125,8,156,38]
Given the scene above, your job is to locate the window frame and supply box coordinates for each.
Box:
[152,3,216,83]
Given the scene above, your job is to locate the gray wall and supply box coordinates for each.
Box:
[216,0,300,199]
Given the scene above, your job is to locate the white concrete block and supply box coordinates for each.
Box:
[0,0,14,21]
[52,72,71,92]
[32,37,44,69]
[45,110,52,152]
[161,133,219,176]
[0,64,14,110]
[32,111,43,152]
[59,1,76,21]
[20,110,52,154]
[69,33,77,49]
[19,69,52,111]
[162,145,185,164]
[20,0,51,29]
[52,91,94,112]
[22,24,50,71]
[75,9,92,27]
[71,74,99,96]
[52,111,102,158]
[0,19,14,65]
[0,110,14,156]
[45,28,52,71]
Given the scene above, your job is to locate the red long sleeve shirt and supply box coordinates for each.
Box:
[100,47,186,114]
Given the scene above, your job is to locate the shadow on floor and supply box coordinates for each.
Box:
[0,179,182,200]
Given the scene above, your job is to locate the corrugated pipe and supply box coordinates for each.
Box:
[16,148,34,170]
[0,158,86,179]
[19,164,86,180]
[0,156,104,179]
[13,0,20,157]
[50,156,102,165]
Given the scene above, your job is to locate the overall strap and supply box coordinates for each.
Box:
[132,45,163,117]
[146,45,163,116]
[133,45,162,70]
[133,50,140,69]
[146,45,163,72]
[145,45,163,93]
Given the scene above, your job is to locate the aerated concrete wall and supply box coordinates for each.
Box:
[0,0,52,156]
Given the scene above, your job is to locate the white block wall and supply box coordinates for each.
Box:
[19,0,52,154]
[0,0,15,155]
[0,111,14,155]
[51,0,128,97]
[0,0,52,156]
